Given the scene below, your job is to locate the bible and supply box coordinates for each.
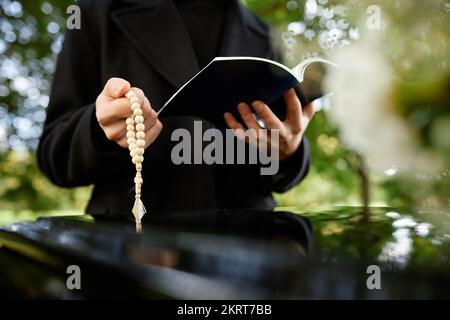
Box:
[157,56,338,124]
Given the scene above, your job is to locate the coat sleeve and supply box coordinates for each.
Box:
[37,2,129,188]
[260,136,310,193]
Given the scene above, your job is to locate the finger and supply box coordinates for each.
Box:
[141,96,154,120]
[144,120,163,148]
[224,112,257,144]
[102,121,126,142]
[101,78,131,99]
[98,97,132,125]
[237,102,259,130]
[251,100,283,130]
[283,89,302,133]
[143,109,158,131]
[234,127,258,145]
[224,112,244,130]
[116,136,129,149]
[303,102,315,120]
[101,89,150,125]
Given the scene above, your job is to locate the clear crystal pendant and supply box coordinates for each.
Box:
[132,197,146,233]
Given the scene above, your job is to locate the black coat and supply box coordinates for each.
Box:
[37,0,310,218]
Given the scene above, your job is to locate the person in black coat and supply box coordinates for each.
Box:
[37,0,315,219]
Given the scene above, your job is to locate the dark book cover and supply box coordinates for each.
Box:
[158,57,336,125]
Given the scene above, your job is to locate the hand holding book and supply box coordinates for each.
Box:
[224,88,315,161]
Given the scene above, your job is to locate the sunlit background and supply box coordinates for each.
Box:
[0,0,449,227]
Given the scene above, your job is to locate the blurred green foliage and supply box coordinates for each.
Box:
[0,151,90,210]
[0,0,92,219]
[0,0,448,225]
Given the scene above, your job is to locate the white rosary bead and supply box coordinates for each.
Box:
[132,155,144,164]
[135,115,144,124]
[127,124,135,132]
[136,139,145,148]
[133,109,143,116]
[136,123,145,132]
[130,97,140,105]
[127,137,136,145]
[126,118,135,125]
[136,132,145,140]
[131,103,140,111]
[126,131,135,139]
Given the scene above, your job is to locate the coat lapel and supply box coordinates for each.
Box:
[219,0,273,57]
[112,0,272,89]
[111,0,200,89]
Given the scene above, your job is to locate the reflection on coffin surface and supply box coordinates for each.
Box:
[0,208,449,299]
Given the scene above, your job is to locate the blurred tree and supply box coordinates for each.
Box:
[0,0,89,213]
[0,0,73,150]
[247,0,449,209]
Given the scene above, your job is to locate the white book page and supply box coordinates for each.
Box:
[291,57,340,82]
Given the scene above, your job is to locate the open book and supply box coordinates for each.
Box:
[158,56,338,124]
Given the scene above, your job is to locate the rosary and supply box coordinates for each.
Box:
[125,90,147,233]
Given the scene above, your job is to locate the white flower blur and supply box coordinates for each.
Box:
[324,34,443,174]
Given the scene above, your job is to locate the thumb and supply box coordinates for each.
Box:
[102,77,131,99]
